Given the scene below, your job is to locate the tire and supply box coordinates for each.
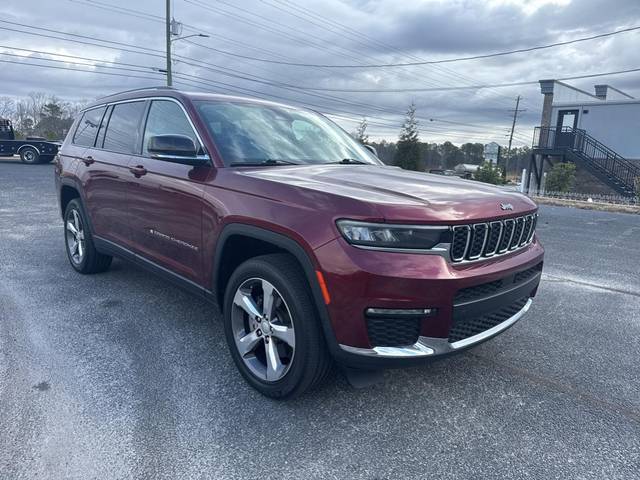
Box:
[20,147,40,164]
[223,253,331,399]
[64,198,112,274]
[40,155,55,164]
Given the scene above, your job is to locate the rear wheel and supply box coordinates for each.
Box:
[20,147,40,164]
[223,254,331,399]
[64,199,112,274]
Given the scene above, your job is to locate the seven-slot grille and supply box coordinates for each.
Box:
[450,214,537,262]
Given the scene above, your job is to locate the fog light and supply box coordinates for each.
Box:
[365,307,435,317]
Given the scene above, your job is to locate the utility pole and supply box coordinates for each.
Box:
[163,1,208,86]
[165,0,172,86]
[504,95,522,180]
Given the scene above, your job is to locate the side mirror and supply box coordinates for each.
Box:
[147,134,209,166]
[363,144,378,157]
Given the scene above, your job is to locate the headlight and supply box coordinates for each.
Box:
[336,220,449,250]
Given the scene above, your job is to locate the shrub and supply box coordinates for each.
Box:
[474,162,503,185]
[545,162,576,192]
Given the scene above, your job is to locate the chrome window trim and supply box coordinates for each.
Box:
[76,96,208,157]
[339,298,532,358]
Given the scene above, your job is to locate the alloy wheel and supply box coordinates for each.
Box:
[65,209,85,265]
[231,278,296,382]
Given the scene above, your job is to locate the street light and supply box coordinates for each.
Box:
[172,33,209,43]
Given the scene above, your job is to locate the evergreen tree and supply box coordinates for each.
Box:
[353,118,369,144]
[394,103,421,171]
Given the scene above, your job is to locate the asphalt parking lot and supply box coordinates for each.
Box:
[1,159,639,479]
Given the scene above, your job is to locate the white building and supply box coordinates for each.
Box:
[528,80,640,196]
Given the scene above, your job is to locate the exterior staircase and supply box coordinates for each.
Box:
[533,126,639,196]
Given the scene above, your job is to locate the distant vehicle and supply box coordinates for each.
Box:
[0,118,59,164]
[55,87,544,398]
[428,168,459,176]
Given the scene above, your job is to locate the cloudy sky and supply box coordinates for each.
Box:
[1,0,640,145]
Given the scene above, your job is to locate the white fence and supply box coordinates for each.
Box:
[531,190,638,205]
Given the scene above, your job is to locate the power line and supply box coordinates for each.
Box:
[0,58,509,143]
[284,67,640,92]
[0,25,166,59]
[259,0,530,108]
[0,30,505,132]
[0,19,165,54]
[0,19,526,141]
[14,1,523,113]
[180,23,640,68]
[0,44,158,71]
[0,57,164,82]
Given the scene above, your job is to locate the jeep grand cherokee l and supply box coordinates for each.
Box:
[55,87,544,399]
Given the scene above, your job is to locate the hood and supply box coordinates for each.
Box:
[238,164,537,223]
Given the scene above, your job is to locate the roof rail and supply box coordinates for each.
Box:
[96,85,175,100]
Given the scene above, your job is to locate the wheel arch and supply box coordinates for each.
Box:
[60,184,81,218]
[213,223,339,353]
[17,144,41,155]
[57,178,96,234]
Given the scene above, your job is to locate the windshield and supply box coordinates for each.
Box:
[194,100,381,166]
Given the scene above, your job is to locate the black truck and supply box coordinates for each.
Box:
[0,118,59,164]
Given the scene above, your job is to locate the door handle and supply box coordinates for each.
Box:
[129,165,148,177]
[82,155,95,166]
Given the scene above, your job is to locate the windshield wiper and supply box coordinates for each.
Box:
[327,158,368,165]
[229,159,300,166]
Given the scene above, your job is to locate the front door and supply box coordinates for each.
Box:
[126,99,211,284]
[555,109,579,148]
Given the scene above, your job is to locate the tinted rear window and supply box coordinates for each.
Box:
[73,107,106,147]
[103,101,146,154]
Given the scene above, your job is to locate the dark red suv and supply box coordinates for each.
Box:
[55,87,544,398]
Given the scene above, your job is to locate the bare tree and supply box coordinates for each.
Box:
[27,92,47,126]
[15,100,33,134]
[0,96,15,119]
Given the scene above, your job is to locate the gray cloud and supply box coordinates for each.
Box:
[1,0,639,145]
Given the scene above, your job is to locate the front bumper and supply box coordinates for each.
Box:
[340,298,531,358]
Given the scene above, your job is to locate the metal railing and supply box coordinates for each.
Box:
[533,126,640,194]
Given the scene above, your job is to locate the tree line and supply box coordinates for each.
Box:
[0,93,87,140]
[353,103,532,178]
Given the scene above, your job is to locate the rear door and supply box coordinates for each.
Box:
[126,98,210,284]
[79,100,147,247]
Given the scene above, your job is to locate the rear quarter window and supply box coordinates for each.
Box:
[73,107,106,147]
[103,101,146,154]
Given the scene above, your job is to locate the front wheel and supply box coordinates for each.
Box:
[223,254,331,399]
[20,147,40,164]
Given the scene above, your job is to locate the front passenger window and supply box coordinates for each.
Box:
[143,100,198,155]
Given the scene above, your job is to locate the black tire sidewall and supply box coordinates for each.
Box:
[64,199,90,272]
[20,147,40,164]
[223,255,322,398]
